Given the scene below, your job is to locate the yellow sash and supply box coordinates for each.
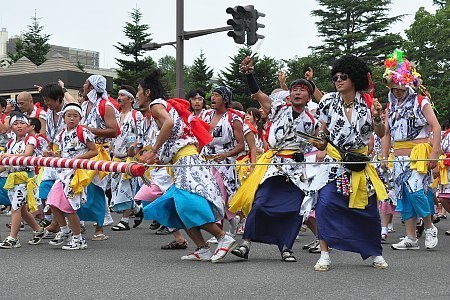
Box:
[70,169,91,194]
[86,144,111,180]
[327,144,387,209]
[236,155,251,183]
[4,172,38,213]
[167,144,199,178]
[229,149,296,216]
[431,154,448,188]
[409,143,432,174]
[393,140,421,150]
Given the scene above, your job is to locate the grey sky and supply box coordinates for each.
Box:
[0,0,437,75]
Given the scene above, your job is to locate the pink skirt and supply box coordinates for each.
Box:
[46,182,77,214]
[134,181,164,202]
[438,193,450,199]
[379,201,397,215]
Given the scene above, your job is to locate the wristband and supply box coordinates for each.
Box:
[246,73,260,94]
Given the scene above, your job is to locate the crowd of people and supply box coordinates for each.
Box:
[0,50,447,271]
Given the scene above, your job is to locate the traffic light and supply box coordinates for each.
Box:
[247,9,265,46]
[226,5,265,46]
[226,6,245,44]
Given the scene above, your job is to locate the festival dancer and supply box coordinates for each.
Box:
[187,88,207,119]
[0,112,46,248]
[81,75,120,240]
[310,55,388,271]
[381,51,441,251]
[229,56,318,262]
[139,69,237,262]
[45,103,98,249]
[110,85,143,231]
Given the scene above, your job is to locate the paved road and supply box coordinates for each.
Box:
[1,213,450,299]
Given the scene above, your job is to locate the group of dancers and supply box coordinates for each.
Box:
[0,49,447,271]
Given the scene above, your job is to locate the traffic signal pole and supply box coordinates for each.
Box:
[175,0,184,98]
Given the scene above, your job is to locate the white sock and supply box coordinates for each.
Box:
[121,217,129,223]
[381,227,388,235]
[372,256,385,263]
[320,251,329,259]
[242,240,251,249]
[73,233,81,240]
[60,225,70,234]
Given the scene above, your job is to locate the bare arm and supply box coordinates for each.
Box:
[244,131,257,165]
[84,105,119,138]
[39,117,46,136]
[422,103,442,169]
[150,103,174,153]
[74,140,98,160]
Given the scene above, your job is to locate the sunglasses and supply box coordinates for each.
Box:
[332,73,349,82]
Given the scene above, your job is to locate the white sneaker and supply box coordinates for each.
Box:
[314,256,331,271]
[49,231,72,246]
[103,215,114,226]
[181,247,212,261]
[391,237,420,250]
[372,256,388,269]
[211,234,238,263]
[62,237,88,250]
[207,236,218,244]
[425,226,438,249]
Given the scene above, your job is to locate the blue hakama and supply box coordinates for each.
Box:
[77,183,106,227]
[316,181,382,259]
[143,185,216,229]
[243,176,305,251]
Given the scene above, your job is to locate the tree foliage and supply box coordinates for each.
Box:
[219,47,282,109]
[311,0,404,64]
[157,55,193,98]
[114,8,156,90]
[190,51,214,94]
[8,14,51,66]
[405,4,450,122]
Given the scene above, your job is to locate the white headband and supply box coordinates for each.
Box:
[118,89,135,101]
[10,115,29,125]
[62,104,82,116]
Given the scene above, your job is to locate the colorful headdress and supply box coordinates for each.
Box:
[383,49,422,89]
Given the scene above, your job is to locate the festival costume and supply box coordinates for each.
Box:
[310,92,387,259]
[143,99,224,229]
[110,109,143,212]
[436,129,450,198]
[388,87,435,221]
[229,98,316,251]
[236,122,263,183]
[46,127,94,213]
[4,134,38,212]
[80,90,120,227]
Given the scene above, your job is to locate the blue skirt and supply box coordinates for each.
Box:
[0,177,9,206]
[143,185,215,229]
[243,176,304,251]
[316,181,382,260]
[39,180,55,200]
[111,201,134,213]
[77,183,106,227]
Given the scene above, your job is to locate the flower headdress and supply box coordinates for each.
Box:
[383,49,421,89]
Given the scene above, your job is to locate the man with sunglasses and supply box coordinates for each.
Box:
[229,56,319,262]
[381,52,441,251]
[309,55,388,271]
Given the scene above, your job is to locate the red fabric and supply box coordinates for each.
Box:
[166,98,212,148]
[444,153,450,167]
[99,98,121,136]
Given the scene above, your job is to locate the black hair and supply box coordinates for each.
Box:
[29,117,41,133]
[187,88,207,111]
[0,97,6,108]
[10,111,27,119]
[289,79,314,97]
[137,69,165,101]
[120,84,137,97]
[40,83,65,103]
[331,55,371,92]
[230,101,244,111]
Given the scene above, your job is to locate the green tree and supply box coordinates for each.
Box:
[190,51,214,93]
[311,0,404,64]
[8,14,51,66]
[405,3,450,122]
[114,8,156,89]
[219,47,282,109]
[157,55,192,98]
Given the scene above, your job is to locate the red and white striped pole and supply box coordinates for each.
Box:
[0,156,146,177]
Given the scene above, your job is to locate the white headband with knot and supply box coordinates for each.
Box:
[118,89,135,101]
[63,105,82,116]
[10,115,29,125]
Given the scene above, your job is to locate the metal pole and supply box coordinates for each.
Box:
[175,0,184,98]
